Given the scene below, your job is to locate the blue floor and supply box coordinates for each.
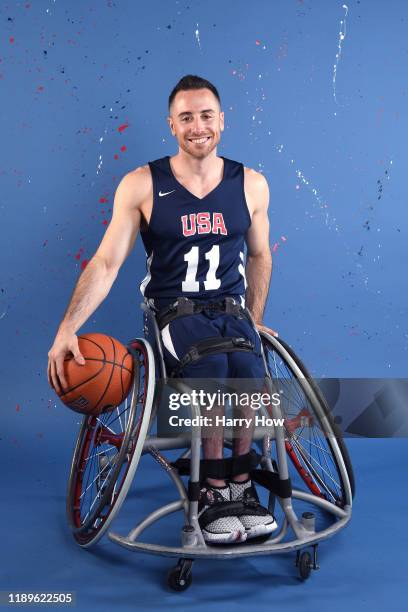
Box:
[2,436,407,611]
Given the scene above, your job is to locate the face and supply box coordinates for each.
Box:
[167,88,224,159]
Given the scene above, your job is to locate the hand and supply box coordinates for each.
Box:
[47,330,85,395]
[255,323,279,338]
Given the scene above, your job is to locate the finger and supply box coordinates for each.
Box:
[50,360,61,394]
[73,350,85,365]
[56,358,68,390]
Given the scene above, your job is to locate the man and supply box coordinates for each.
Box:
[48,74,278,545]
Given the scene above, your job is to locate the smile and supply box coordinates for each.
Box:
[188,136,211,144]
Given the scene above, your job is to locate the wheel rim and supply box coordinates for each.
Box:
[67,340,149,545]
[261,334,350,507]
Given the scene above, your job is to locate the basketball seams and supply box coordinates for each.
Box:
[60,362,106,398]
[93,335,117,413]
[64,356,133,375]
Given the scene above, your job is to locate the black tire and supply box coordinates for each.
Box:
[260,332,355,507]
[298,551,312,580]
[167,565,193,592]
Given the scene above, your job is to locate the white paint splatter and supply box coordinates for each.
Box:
[275,143,340,231]
[195,23,201,49]
[332,4,349,113]
[0,311,7,320]
[96,127,108,175]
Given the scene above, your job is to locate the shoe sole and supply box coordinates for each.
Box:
[203,529,248,544]
[245,520,278,540]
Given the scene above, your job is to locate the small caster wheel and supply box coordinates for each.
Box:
[167,563,193,592]
[298,550,312,581]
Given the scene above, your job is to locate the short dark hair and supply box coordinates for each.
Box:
[168,74,221,112]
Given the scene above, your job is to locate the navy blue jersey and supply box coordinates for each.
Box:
[139,155,250,304]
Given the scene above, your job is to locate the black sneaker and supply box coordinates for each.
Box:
[229,479,278,540]
[198,484,247,544]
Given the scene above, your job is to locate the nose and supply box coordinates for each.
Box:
[191,115,206,134]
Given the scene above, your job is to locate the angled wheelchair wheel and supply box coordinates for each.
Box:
[260,332,355,508]
[66,338,155,548]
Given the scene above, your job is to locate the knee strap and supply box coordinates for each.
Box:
[170,336,254,378]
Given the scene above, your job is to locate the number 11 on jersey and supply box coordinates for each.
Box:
[182,245,221,292]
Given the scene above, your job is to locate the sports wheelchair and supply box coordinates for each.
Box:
[66,298,354,591]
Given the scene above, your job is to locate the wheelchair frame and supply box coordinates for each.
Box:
[67,301,353,588]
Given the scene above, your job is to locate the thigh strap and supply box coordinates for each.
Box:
[169,335,255,377]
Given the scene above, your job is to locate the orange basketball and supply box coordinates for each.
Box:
[58,333,134,416]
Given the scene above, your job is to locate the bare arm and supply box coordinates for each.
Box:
[48,167,151,392]
[244,170,276,334]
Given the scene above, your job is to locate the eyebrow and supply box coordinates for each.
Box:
[178,109,215,117]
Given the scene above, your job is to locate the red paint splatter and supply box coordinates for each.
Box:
[120,145,127,152]
[81,259,88,270]
[9,37,15,44]
[114,154,119,160]
[16,404,21,412]
[99,197,108,203]
[117,123,129,133]
[272,243,279,253]
[75,253,81,260]
[102,219,108,226]
[255,40,261,46]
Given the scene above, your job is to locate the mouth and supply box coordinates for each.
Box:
[188,136,211,145]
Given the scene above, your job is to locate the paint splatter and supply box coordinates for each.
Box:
[332,4,348,113]
[195,22,201,49]
[276,143,340,232]
[117,123,129,133]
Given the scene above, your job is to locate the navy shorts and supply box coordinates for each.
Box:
[149,297,266,381]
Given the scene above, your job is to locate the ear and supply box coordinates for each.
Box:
[167,115,176,136]
[220,111,225,132]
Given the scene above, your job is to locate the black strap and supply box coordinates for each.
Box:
[172,449,261,480]
[250,469,292,499]
[156,296,251,330]
[170,336,254,378]
[188,480,201,502]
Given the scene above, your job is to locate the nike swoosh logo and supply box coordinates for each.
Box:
[159,189,176,197]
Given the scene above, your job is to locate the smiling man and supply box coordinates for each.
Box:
[48,74,277,544]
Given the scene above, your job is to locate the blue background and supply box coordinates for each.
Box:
[1,1,407,610]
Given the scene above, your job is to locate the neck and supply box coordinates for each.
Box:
[171,149,221,180]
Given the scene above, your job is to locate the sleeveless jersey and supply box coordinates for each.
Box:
[139,155,250,304]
